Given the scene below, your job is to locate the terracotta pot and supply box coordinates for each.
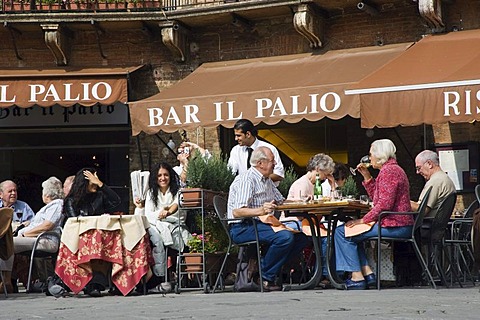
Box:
[183,252,223,273]
[179,188,221,209]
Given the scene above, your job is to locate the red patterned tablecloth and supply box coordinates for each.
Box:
[55,217,153,296]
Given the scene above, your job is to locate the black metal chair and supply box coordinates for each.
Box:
[444,199,478,286]
[369,186,435,290]
[475,184,480,204]
[423,192,458,287]
[18,230,61,293]
[212,195,264,293]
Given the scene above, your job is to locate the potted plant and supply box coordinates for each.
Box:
[181,151,236,209]
[277,165,299,198]
[184,213,229,273]
[340,175,359,199]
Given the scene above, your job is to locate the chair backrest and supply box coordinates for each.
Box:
[213,195,230,236]
[475,184,480,204]
[412,186,433,238]
[458,199,479,239]
[429,192,457,243]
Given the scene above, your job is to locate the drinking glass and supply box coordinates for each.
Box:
[299,190,310,203]
[359,195,369,204]
[332,189,343,200]
[349,155,371,176]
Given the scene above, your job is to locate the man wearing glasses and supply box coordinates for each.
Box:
[411,150,455,218]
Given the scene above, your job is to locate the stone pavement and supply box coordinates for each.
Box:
[1,286,479,320]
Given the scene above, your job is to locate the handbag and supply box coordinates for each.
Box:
[234,246,260,292]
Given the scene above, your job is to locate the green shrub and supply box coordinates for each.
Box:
[341,175,359,198]
[186,151,236,193]
[277,165,298,198]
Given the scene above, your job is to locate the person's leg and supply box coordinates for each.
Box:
[230,222,296,282]
[354,224,413,278]
[334,225,362,274]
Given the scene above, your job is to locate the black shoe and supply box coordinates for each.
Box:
[88,288,102,297]
[344,279,367,290]
[364,273,377,288]
[84,284,103,297]
[262,280,282,292]
[30,280,47,293]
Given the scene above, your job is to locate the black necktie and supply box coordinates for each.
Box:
[246,147,254,169]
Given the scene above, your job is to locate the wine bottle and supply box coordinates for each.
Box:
[314,175,322,201]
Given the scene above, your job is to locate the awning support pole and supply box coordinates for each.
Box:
[136,135,145,172]
[423,124,427,150]
[91,20,107,60]
[4,22,23,61]
[393,127,415,163]
[155,133,176,156]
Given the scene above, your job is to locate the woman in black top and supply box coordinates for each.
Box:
[64,168,120,217]
[63,167,121,297]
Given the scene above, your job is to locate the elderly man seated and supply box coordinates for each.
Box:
[13,176,64,290]
[228,147,307,291]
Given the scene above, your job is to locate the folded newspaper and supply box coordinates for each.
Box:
[130,170,150,201]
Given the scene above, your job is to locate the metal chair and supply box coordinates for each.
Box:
[369,186,435,290]
[444,199,478,286]
[475,184,480,204]
[18,230,61,293]
[212,195,264,293]
[423,192,458,287]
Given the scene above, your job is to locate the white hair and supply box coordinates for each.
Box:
[42,176,64,200]
[370,139,396,165]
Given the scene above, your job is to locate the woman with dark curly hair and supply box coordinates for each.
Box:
[134,162,191,282]
[63,167,121,297]
[64,167,120,218]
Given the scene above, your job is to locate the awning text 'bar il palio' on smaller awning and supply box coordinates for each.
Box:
[128,43,412,135]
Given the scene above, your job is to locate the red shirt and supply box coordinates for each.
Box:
[362,158,413,227]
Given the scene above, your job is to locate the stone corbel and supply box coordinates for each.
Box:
[418,0,445,31]
[160,21,190,63]
[293,4,324,49]
[41,24,70,66]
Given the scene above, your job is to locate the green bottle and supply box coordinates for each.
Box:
[314,175,322,201]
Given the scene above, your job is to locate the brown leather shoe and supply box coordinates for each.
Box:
[262,280,282,292]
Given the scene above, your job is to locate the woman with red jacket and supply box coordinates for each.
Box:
[334,139,413,290]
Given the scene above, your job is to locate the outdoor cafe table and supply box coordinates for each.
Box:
[55,214,152,296]
[277,200,370,290]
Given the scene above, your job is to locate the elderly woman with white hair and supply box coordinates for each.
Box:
[334,139,413,290]
[14,176,64,253]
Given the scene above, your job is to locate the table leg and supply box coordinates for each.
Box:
[326,210,347,290]
[284,213,322,291]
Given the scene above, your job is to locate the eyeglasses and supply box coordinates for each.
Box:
[415,162,427,172]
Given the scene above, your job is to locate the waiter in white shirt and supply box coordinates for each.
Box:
[228,119,284,185]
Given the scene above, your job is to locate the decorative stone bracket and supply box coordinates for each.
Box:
[418,0,444,32]
[293,4,324,49]
[41,24,71,66]
[160,21,190,63]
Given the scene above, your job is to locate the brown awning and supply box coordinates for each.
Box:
[0,66,143,108]
[128,43,412,135]
[346,30,480,128]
